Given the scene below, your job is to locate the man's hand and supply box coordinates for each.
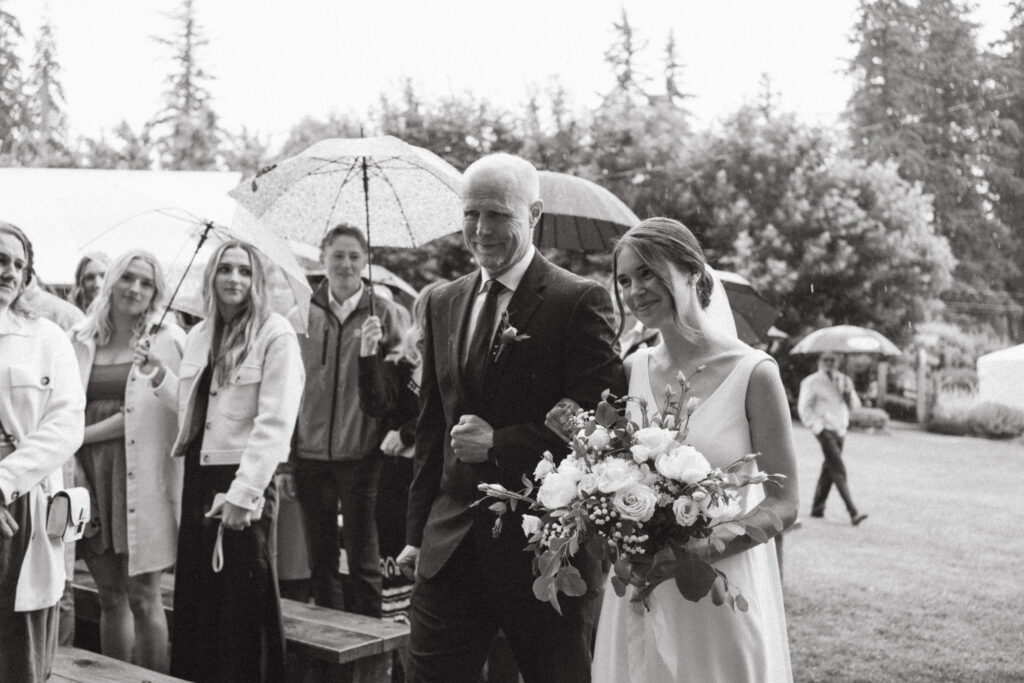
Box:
[0,506,19,539]
[396,545,420,580]
[451,414,494,463]
[380,430,407,457]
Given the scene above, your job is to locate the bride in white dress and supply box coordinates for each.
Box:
[590,217,799,682]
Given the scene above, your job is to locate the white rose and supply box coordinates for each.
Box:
[655,444,712,485]
[612,484,659,522]
[596,458,642,493]
[702,494,742,521]
[557,456,585,482]
[577,472,599,495]
[587,426,612,451]
[537,472,578,509]
[521,514,542,538]
[672,497,702,527]
[534,458,555,480]
[630,427,676,463]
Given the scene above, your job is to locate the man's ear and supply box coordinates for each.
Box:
[529,199,544,229]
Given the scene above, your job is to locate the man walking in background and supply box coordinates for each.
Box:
[798,353,868,526]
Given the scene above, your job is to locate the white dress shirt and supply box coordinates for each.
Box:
[464,245,536,365]
[797,369,861,437]
[328,283,364,324]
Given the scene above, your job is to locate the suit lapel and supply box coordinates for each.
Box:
[489,254,547,383]
[448,273,482,405]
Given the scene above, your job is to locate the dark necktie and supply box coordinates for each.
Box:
[465,279,504,395]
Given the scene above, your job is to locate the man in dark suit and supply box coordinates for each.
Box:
[397,154,625,682]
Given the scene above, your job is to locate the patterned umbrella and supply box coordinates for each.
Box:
[229,136,462,250]
[533,171,639,251]
[790,325,902,357]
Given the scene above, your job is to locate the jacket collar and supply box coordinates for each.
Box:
[0,309,30,336]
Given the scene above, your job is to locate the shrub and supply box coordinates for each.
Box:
[966,402,1024,439]
[926,389,1024,439]
[850,407,890,432]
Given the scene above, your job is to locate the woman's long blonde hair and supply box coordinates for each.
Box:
[74,250,167,347]
[203,241,270,386]
[69,252,110,312]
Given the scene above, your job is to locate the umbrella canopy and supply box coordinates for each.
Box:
[533,171,639,251]
[72,198,311,335]
[228,136,462,249]
[715,271,778,345]
[790,325,902,357]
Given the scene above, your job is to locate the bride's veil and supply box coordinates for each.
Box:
[704,266,738,339]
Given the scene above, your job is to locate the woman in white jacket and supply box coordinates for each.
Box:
[141,240,304,683]
[70,249,184,672]
[0,222,85,682]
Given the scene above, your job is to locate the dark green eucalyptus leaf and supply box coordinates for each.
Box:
[673,554,717,602]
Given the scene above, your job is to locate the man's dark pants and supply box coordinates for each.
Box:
[408,515,595,683]
[295,454,383,617]
[811,429,859,518]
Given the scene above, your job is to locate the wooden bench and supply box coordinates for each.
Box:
[72,566,408,682]
[52,646,184,682]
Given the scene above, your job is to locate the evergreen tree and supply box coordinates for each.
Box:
[24,16,71,166]
[603,8,648,100]
[663,30,692,111]
[0,0,26,160]
[845,0,1016,321]
[78,121,154,169]
[150,0,221,170]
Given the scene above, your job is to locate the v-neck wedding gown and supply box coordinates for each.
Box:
[592,347,793,683]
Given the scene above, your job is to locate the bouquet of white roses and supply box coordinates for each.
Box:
[476,370,785,614]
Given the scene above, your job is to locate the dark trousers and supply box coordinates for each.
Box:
[408,522,594,683]
[171,454,284,683]
[295,455,383,617]
[811,429,859,518]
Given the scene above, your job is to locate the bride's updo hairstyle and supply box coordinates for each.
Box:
[612,217,714,334]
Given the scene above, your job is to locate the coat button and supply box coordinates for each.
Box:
[10,491,18,501]
[129,439,135,445]
[41,376,50,386]
[206,422,212,430]
[202,455,210,463]
[125,407,133,414]
[210,390,218,397]
[127,471,134,478]
[128,508,135,514]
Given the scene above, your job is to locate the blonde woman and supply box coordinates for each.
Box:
[70,249,184,672]
[0,222,85,681]
[69,252,110,313]
[143,241,304,682]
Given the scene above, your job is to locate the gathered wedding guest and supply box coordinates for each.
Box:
[69,252,110,313]
[281,224,400,618]
[560,217,798,682]
[798,353,868,526]
[0,222,85,682]
[358,281,445,624]
[20,273,84,648]
[398,154,625,682]
[141,240,304,682]
[69,250,184,672]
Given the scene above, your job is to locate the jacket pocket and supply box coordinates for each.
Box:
[9,365,55,395]
[221,365,262,419]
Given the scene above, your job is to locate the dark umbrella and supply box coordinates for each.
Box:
[715,270,779,346]
[533,171,639,251]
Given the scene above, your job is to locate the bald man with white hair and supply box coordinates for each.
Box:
[399,153,625,682]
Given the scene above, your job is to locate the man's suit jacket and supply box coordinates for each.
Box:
[407,253,626,579]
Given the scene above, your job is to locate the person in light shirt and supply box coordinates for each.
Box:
[797,353,868,526]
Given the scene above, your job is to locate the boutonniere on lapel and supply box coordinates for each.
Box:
[494,309,530,362]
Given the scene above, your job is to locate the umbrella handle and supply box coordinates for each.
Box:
[152,221,215,334]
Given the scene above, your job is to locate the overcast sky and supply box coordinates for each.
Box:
[8,0,1015,150]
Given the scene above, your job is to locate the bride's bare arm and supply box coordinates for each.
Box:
[695,359,800,563]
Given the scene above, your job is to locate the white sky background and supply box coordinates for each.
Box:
[8,0,1016,151]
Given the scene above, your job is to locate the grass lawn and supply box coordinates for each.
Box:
[784,422,1024,682]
